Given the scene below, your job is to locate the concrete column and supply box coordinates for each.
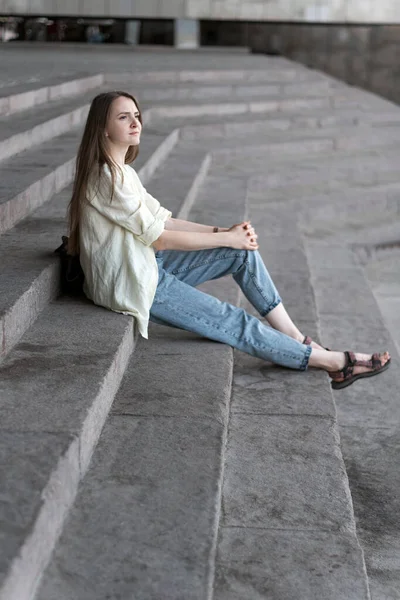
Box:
[174,18,199,49]
[125,19,140,45]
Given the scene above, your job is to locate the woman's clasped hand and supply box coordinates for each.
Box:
[227,220,259,250]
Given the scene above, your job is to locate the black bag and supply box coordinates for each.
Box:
[54,236,85,296]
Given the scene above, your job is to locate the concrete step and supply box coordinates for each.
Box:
[0,74,103,117]
[180,124,400,159]
[0,79,332,164]
[180,113,400,140]
[144,88,397,121]
[0,83,164,163]
[34,172,370,600]
[0,298,136,600]
[134,79,338,103]
[106,66,319,85]
[245,147,400,202]
[0,125,178,235]
[297,185,400,238]
[144,145,211,219]
[366,252,400,355]
[149,106,400,142]
[303,228,400,600]
[146,95,334,120]
[0,127,179,360]
[303,221,400,600]
[0,88,98,163]
[0,69,390,167]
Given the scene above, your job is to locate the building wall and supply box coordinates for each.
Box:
[249,22,400,105]
[1,0,400,23]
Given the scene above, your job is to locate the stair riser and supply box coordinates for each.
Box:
[176,153,211,220]
[137,82,332,103]
[106,69,319,85]
[0,159,75,236]
[0,262,59,361]
[138,128,180,185]
[0,105,89,163]
[0,75,103,117]
[148,97,331,120]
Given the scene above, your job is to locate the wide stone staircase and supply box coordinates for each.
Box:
[1,51,399,600]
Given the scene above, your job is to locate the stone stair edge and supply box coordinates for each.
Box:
[0,300,137,600]
[144,94,375,120]
[178,122,400,150]
[104,66,313,84]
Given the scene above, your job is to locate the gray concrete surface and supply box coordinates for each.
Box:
[1,0,398,23]
[0,45,399,600]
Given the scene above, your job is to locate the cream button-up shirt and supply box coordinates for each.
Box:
[79,163,172,339]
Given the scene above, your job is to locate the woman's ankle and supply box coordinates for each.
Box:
[308,349,344,371]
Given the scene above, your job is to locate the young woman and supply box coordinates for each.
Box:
[67,91,391,390]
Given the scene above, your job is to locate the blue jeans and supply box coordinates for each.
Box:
[150,247,312,371]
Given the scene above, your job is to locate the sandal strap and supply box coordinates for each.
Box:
[348,351,384,370]
[341,351,354,380]
[331,351,386,382]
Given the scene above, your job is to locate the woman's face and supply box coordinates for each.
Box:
[105,96,142,147]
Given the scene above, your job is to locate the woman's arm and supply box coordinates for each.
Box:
[152,229,232,251]
[164,217,230,233]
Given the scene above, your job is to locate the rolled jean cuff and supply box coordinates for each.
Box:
[260,297,282,317]
[299,344,312,371]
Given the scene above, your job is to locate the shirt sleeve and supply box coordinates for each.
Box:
[87,165,169,246]
[128,166,172,223]
[143,189,172,223]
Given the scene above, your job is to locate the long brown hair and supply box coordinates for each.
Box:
[66,91,142,256]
